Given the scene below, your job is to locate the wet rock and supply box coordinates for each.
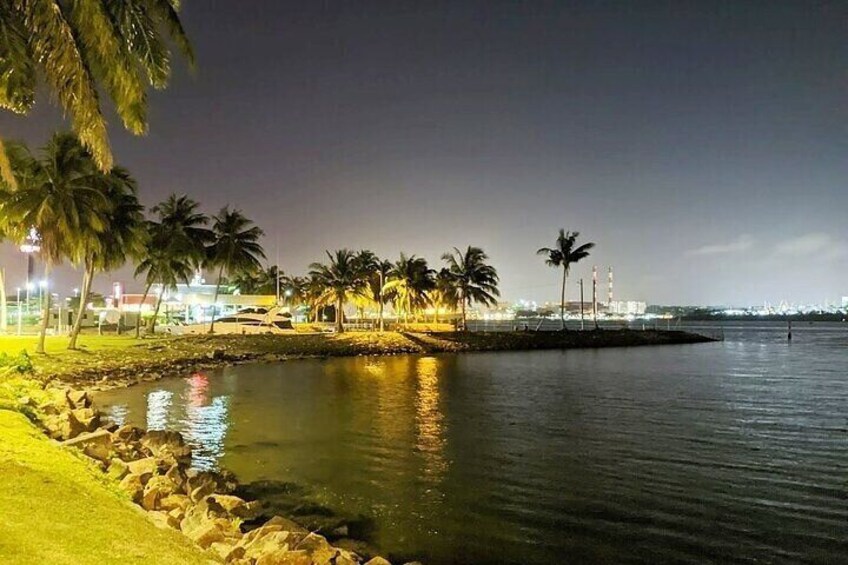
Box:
[140,430,191,464]
[113,424,145,443]
[209,494,260,519]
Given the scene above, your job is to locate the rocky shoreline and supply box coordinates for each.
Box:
[31,386,401,565]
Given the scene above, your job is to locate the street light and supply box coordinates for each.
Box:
[16,287,21,335]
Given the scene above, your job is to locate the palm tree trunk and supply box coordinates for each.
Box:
[148,291,164,336]
[209,265,224,334]
[378,299,384,332]
[560,267,567,331]
[135,283,152,338]
[461,295,467,331]
[336,297,344,333]
[36,262,52,354]
[68,263,94,349]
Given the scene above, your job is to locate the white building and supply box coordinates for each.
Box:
[607,300,647,316]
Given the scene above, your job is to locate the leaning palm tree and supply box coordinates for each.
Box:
[0,0,194,176]
[206,207,265,333]
[442,246,500,330]
[68,166,146,349]
[383,254,435,326]
[0,133,108,353]
[308,249,366,333]
[537,230,595,330]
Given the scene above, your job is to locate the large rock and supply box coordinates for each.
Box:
[140,430,192,464]
[119,473,144,503]
[159,493,191,513]
[106,458,130,481]
[208,494,261,519]
[185,521,227,548]
[65,389,92,409]
[113,424,145,443]
[241,531,293,561]
[127,456,159,476]
[71,408,100,432]
[364,558,392,565]
[255,548,312,565]
[148,510,180,530]
[141,475,179,511]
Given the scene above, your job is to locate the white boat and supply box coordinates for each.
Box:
[167,306,294,335]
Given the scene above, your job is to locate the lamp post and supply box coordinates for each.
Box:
[16,287,21,335]
[20,227,40,314]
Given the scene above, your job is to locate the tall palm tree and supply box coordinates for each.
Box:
[231,265,283,296]
[351,250,379,323]
[206,207,265,333]
[0,133,108,353]
[0,0,194,175]
[68,166,146,349]
[431,267,459,324]
[135,195,210,336]
[442,246,500,330]
[537,230,595,330]
[281,274,308,314]
[383,254,435,326]
[308,249,366,333]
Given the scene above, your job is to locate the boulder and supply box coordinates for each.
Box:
[148,510,180,530]
[211,541,245,562]
[119,473,144,503]
[187,473,218,503]
[296,533,338,564]
[208,494,260,519]
[142,475,178,511]
[364,558,392,565]
[48,411,86,440]
[71,408,100,432]
[127,457,159,476]
[164,463,187,491]
[65,389,92,409]
[185,521,226,548]
[140,430,192,464]
[159,493,191,513]
[242,531,293,561]
[264,515,308,535]
[106,458,130,481]
[113,424,145,443]
[255,548,312,565]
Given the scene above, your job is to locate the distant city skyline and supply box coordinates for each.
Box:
[1,1,845,305]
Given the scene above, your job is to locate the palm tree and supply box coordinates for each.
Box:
[537,230,595,330]
[351,250,379,324]
[383,254,435,326]
[0,0,194,175]
[431,267,459,324]
[231,265,282,296]
[68,166,146,349]
[308,249,366,333]
[0,133,108,353]
[442,246,500,330]
[281,274,308,314]
[206,207,265,333]
[135,195,210,336]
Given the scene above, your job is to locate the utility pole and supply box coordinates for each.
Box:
[579,279,585,330]
[592,265,599,330]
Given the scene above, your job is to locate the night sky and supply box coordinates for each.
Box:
[1,1,846,306]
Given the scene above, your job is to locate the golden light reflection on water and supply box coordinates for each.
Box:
[415,356,448,484]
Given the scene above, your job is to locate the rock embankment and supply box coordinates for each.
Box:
[37,387,396,565]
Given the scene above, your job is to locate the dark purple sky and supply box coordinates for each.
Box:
[2,1,846,306]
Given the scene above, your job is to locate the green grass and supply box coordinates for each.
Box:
[0,409,212,565]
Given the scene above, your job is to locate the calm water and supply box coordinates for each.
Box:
[96,323,848,564]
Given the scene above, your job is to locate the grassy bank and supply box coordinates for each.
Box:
[0,408,212,565]
[2,329,714,388]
